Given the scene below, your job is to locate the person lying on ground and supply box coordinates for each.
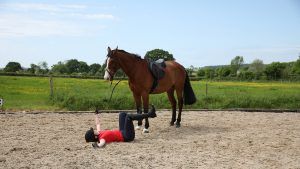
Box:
[85,105,156,148]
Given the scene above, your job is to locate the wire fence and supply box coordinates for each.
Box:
[1,72,300,82]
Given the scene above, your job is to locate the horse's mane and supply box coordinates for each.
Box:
[117,49,142,60]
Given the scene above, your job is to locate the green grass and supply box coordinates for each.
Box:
[0,76,300,111]
[0,76,58,110]
[192,81,300,109]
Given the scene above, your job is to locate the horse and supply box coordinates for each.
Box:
[104,47,196,133]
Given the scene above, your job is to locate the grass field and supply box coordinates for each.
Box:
[0,76,300,111]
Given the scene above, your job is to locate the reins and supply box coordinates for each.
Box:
[108,78,122,103]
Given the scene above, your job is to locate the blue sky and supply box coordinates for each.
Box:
[0,0,300,68]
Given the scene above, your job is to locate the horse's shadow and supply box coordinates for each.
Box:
[184,125,229,134]
[153,124,230,140]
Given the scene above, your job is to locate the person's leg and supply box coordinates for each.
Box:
[123,114,135,142]
[127,105,156,120]
[119,112,127,131]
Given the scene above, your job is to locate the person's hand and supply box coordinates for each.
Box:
[92,142,99,149]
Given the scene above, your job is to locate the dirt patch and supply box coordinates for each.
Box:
[0,111,299,168]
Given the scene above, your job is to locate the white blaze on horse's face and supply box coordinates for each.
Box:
[104,57,111,80]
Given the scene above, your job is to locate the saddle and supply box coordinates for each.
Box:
[148,59,166,93]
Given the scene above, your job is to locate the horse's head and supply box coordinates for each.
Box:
[104,46,121,81]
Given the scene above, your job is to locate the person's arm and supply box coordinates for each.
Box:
[97,139,106,147]
[93,110,106,148]
[95,113,101,132]
[92,139,106,148]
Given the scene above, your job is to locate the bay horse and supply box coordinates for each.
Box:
[104,47,196,132]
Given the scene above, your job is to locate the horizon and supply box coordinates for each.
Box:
[1,0,300,68]
[0,56,299,70]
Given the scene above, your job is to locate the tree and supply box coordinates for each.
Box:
[27,64,39,74]
[78,61,89,73]
[292,57,300,75]
[248,59,264,79]
[144,49,175,61]
[230,56,244,76]
[264,62,286,80]
[216,66,231,78]
[38,61,49,74]
[39,61,48,70]
[51,61,68,74]
[4,62,22,72]
[249,59,264,73]
[238,71,255,80]
[196,69,205,77]
[204,68,215,79]
[64,59,89,74]
[65,59,80,74]
[89,63,102,75]
[282,63,292,79]
[186,65,196,76]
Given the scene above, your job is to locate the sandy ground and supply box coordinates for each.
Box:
[0,111,299,169]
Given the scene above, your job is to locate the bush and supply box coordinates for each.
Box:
[4,62,22,72]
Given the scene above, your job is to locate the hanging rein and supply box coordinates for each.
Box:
[105,60,125,103]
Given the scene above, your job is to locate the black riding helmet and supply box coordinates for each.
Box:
[85,127,98,142]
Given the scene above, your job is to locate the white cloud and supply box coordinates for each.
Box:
[60,4,87,10]
[83,14,115,20]
[0,14,95,37]
[0,3,115,37]
[0,3,87,12]
[70,13,115,20]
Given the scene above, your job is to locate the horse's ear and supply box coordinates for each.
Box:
[116,46,118,51]
[107,46,111,53]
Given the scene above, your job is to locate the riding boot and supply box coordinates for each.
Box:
[128,105,156,120]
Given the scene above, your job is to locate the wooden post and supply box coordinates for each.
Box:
[0,98,3,112]
[50,76,53,98]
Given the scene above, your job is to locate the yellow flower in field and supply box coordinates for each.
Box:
[198,81,300,89]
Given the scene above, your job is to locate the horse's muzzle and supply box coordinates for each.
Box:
[104,70,113,81]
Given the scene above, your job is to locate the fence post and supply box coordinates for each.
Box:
[0,98,3,111]
[50,76,53,98]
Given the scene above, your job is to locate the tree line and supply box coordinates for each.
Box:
[0,49,174,78]
[187,55,300,81]
[1,49,300,81]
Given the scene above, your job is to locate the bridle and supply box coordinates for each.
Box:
[105,50,120,80]
[105,67,114,80]
[105,52,123,103]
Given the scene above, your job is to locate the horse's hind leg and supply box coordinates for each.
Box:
[175,88,183,128]
[167,87,176,126]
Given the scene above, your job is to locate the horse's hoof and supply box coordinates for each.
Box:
[143,128,149,133]
[135,125,142,130]
[170,122,174,126]
[176,123,181,128]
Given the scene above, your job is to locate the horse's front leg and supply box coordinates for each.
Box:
[142,93,150,133]
[133,93,142,130]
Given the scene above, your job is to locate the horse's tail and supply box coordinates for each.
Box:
[183,71,196,105]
